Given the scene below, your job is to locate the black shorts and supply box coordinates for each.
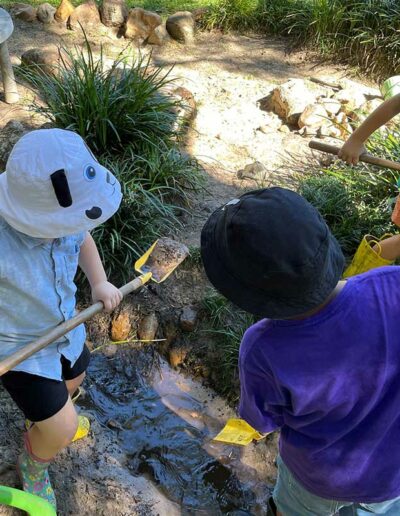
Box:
[1,344,90,422]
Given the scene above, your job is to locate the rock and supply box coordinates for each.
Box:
[11,3,37,22]
[333,88,366,115]
[279,124,290,134]
[298,104,329,129]
[299,125,319,137]
[333,112,353,139]
[237,161,267,180]
[106,419,123,430]
[55,0,74,23]
[319,97,342,116]
[147,24,170,45]
[170,86,197,129]
[319,124,342,139]
[0,120,29,166]
[360,98,384,116]
[166,11,195,44]
[111,313,131,341]
[180,306,198,332]
[317,112,352,140]
[269,79,329,125]
[338,78,381,99]
[37,3,56,23]
[138,313,159,341]
[101,0,128,28]
[350,98,383,125]
[124,7,162,43]
[169,344,188,368]
[258,113,282,132]
[68,0,101,31]
[21,48,66,76]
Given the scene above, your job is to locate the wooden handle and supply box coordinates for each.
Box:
[0,42,19,104]
[0,275,150,377]
[309,141,400,172]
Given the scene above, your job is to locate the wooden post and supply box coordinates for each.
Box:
[0,40,18,104]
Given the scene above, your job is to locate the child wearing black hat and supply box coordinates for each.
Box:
[201,188,400,515]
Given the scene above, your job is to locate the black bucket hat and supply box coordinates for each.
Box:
[201,187,345,319]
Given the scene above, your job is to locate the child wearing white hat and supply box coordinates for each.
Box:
[0,129,123,509]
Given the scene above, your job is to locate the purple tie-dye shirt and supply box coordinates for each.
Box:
[239,266,400,503]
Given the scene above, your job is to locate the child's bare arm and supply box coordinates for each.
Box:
[339,93,400,165]
[79,232,122,312]
[372,234,400,262]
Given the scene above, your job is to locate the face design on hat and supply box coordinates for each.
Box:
[0,129,122,238]
[50,163,117,221]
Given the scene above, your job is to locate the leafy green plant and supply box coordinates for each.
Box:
[204,0,261,31]
[20,39,181,155]
[120,145,205,204]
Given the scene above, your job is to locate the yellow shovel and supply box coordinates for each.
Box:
[0,238,189,377]
[213,418,266,446]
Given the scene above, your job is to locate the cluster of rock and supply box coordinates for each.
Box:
[261,77,383,140]
[110,305,197,369]
[11,0,198,45]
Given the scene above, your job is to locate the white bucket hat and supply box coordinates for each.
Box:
[0,129,122,238]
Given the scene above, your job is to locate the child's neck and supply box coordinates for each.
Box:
[290,280,347,320]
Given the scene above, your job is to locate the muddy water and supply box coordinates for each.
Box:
[81,349,272,515]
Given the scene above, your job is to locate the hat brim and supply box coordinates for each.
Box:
[201,208,344,319]
[0,170,122,238]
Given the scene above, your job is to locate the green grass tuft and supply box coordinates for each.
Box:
[199,290,254,402]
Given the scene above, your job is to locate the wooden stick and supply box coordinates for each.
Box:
[309,140,400,172]
[0,274,151,377]
[0,41,18,104]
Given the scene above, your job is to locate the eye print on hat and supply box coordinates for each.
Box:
[83,164,103,220]
[84,165,96,181]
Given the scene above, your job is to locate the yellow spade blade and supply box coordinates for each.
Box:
[135,238,189,283]
[212,418,265,446]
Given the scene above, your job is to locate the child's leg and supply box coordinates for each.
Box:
[273,456,354,515]
[62,344,90,397]
[28,397,78,460]
[65,371,85,397]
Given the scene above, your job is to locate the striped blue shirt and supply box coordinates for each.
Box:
[0,216,86,380]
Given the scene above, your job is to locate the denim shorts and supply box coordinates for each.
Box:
[273,456,400,515]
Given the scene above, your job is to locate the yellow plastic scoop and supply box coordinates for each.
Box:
[213,418,265,446]
[135,238,189,283]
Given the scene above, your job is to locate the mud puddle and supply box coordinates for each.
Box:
[81,348,272,515]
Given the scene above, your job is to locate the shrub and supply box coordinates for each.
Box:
[20,39,181,155]
[204,0,261,31]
